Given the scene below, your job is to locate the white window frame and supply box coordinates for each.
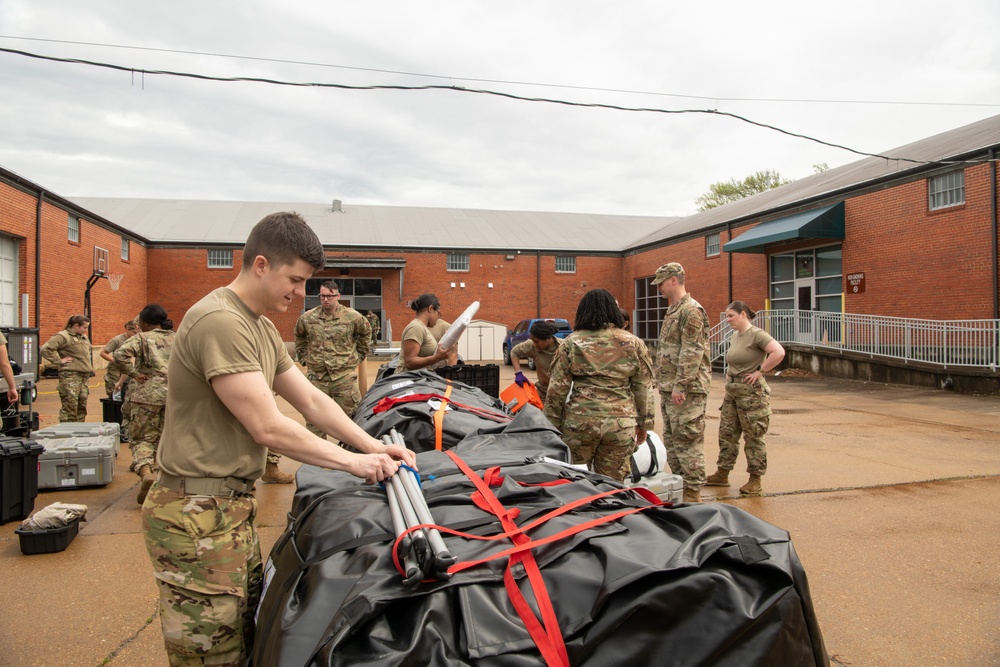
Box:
[555,256,576,273]
[446,253,469,272]
[705,232,721,257]
[207,248,233,268]
[121,237,130,261]
[928,170,965,210]
[68,214,80,243]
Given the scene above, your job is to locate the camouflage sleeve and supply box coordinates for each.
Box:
[511,340,535,361]
[355,315,372,359]
[542,341,573,430]
[293,315,308,364]
[631,340,656,430]
[675,308,708,392]
[113,334,141,378]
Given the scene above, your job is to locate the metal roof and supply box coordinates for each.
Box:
[627,113,1000,250]
[65,197,679,253]
[64,113,1000,255]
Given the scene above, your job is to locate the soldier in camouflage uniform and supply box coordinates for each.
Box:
[100,319,138,396]
[114,305,175,504]
[293,281,372,437]
[142,212,413,665]
[544,289,655,482]
[707,301,786,496]
[511,321,562,399]
[652,263,712,503]
[366,310,381,346]
[40,315,93,422]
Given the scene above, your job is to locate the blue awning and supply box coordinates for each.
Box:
[724,202,845,254]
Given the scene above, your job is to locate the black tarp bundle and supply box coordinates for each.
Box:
[254,388,828,666]
[353,369,513,452]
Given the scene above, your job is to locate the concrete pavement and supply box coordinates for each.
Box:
[1,362,997,666]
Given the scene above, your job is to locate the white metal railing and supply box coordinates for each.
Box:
[709,310,1000,371]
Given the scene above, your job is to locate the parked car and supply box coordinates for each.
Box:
[502,318,573,366]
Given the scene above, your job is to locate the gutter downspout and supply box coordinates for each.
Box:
[726,221,733,305]
[536,249,541,318]
[991,148,998,320]
[35,191,43,328]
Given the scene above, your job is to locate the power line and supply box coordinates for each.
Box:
[0,45,994,167]
[2,35,997,109]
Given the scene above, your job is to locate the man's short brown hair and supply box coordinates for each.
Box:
[242,212,325,272]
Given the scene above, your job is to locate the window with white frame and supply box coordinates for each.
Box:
[555,256,576,273]
[208,248,233,268]
[121,237,130,261]
[928,170,965,210]
[705,232,721,257]
[68,214,80,243]
[446,253,469,272]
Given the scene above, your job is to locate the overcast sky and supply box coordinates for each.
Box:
[1,1,998,218]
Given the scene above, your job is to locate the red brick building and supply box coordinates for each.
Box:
[1,114,997,360]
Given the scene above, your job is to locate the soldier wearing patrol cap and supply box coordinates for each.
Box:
[651,262,712,502]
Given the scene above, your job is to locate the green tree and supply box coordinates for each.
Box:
[695,169,793,211]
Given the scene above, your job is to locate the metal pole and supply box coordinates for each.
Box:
[389,429,455,577]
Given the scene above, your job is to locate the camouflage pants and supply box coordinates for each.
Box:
[303,373,360,439]
[143,484,261,666]
[660,391,708,491]
[561,413,637,482]
[718,379,771,475]
[104,369,121,397]
[128,402,165,473]
[57,371,89,422]
[121,381,134,441]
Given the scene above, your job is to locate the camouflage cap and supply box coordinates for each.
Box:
[651,262,685,285]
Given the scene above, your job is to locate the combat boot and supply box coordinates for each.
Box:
[705,469,730,486]
[739,474,763,495]
[136,465,155,505]
[261,461,295,484]
[682,487,701,503]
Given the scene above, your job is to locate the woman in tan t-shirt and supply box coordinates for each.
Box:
[397,293,457,372]
[706,301,785,496]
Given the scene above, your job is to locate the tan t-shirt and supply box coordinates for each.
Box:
[725,326,775,377]
[157,288,293,481]
[428,319,451,342]
[398,318,440,372]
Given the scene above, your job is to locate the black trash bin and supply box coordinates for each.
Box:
[0,436,44,523]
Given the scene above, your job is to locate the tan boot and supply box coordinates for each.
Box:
[136,465,155,505]
[705,469,730,486]
[682,487,701,503]
[739,474,763,495]
[261,461,295,484]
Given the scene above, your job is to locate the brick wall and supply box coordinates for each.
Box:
[842,163,998,319]
[4,162,999,351]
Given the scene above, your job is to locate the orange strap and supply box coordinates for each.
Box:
[433,383,454,451]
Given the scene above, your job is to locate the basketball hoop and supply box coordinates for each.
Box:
[106,273,124,291]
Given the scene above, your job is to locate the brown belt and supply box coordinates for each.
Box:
[157,472,255,497]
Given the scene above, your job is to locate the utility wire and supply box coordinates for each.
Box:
[0,45,994,167]
[3,35,998,109]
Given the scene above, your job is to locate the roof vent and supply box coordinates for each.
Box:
[331,199,343,213]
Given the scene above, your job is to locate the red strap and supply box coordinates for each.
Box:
[372,392,511,424]
[387,452,664,666]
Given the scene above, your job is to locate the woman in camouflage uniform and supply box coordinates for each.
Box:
[40,314,92,422]
[706,301,785,495]
[544,289,655,482]
[114,304,175,504]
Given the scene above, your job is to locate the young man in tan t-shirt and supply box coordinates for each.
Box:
[142,212,415,665]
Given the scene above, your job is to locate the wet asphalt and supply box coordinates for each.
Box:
[0,362,997,666]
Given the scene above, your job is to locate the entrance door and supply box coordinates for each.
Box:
[794,281,815,343]
[0,235,17,326]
